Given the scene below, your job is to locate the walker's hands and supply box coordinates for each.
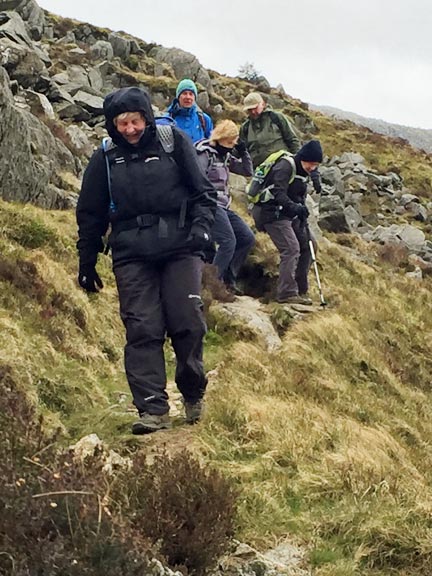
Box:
[78,266,103,293]
[295,204,309,222]
[187,225,211,251]
[234,139,247,155]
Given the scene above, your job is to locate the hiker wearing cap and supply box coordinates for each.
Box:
[251,140,323,305]
[195,119,255,295]
[166,78,213,143]
[240,92,301,168]
[76,86,217,434]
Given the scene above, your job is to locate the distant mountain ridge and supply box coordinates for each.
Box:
[310,103,432,153]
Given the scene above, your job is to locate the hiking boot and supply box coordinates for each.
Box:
[131,412,171,435]
[226,283,244,296]
[277,295,313,305]
[184,399,204,424]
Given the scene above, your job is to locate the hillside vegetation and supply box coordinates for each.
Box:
[1,3,432,575]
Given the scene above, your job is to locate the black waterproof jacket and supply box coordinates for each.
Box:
[76,87,217,267]
[251,156,308,230]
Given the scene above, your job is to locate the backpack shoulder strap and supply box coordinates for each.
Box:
[197,110,207,133]
[101,137,116,213]
[156,124,175,154]
[284,154,297,184]
[269,110,283,127]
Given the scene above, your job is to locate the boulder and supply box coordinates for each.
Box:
[149,45,213,93]
[90,40,114,61]
[318,195,351,233]
[0,66,76,208]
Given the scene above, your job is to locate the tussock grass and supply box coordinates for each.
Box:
[198,237,432,575]
[0,199,126,439]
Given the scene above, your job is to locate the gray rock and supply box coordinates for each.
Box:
[65,124,94,157]
[406,202,428,222]
[400,193,420,206]
[211,297,282,352]
[88,66,104,92]
[344,205,363,230]
[108,32,131,59]
[73,90,104,113]
[90,40,114,61]
[0,66,76,208]
[318,195,351,233]
[0,9,33,47]
[150,45,213,93]
[0,36,47,88]
[367,224,426,253]
[57,30,75,44]
[338,151,365,165]
[24,88,54,118]
[55,101,92,122]
[5,0,45,40]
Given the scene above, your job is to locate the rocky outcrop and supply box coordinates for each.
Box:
[0,66,77,208]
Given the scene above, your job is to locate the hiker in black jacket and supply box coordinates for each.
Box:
[252,140,323,304]
[76,86,217,434]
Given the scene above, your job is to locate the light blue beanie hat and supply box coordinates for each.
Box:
[176,78,198,98]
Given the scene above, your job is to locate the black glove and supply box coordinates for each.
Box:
[234,139,247,156]
[78,266,103,293]
[187,225,211,251]
[294,204,309,222]
[313,182,322,194]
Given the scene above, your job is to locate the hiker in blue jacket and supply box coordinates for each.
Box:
[166,78,213,143]
[195,119,255,295]
[76,86,216,434]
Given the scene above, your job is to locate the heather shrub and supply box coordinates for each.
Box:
[0,367,238,575]
[0,368,155,575]
[125,450,238,575]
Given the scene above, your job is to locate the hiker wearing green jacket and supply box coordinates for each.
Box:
[239,92,301,167]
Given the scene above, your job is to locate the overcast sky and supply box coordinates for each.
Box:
[37,0,432,129]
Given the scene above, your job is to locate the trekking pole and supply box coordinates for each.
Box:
[307,228,327,307]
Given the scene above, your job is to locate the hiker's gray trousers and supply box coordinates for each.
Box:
[265,219,315,299]
[114,256,207,416]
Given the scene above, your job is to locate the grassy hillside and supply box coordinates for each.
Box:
[2,194,432,575]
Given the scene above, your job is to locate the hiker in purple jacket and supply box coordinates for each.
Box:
[195,120,255,295]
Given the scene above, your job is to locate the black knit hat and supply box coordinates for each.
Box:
[296,140,323,162]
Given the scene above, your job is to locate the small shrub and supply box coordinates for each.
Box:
[10,218,57,249]
[127,450,238,575]
[0,256,49,304]
[202,263,235,310]
[376,242,409,268]
[0,372,155,576]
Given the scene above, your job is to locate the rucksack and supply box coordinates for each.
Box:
[101,122,175,213]
[242,110,285,142]
[246,150,296,205]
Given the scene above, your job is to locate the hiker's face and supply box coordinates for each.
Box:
[301,161,320,174]
[247,101,265,119]
[179,90,196,108]
[115,112,146,145]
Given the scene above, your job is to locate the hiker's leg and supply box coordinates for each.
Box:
[224,210,255,284]
[292,220,313,295]
[114,261,169,415]
[264,219,300,300]
[212,206,236,280]
[161,256,207,404]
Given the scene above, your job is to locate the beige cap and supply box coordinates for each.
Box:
[243,92,264,111]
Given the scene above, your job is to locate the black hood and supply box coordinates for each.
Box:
[103,87,156,148]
